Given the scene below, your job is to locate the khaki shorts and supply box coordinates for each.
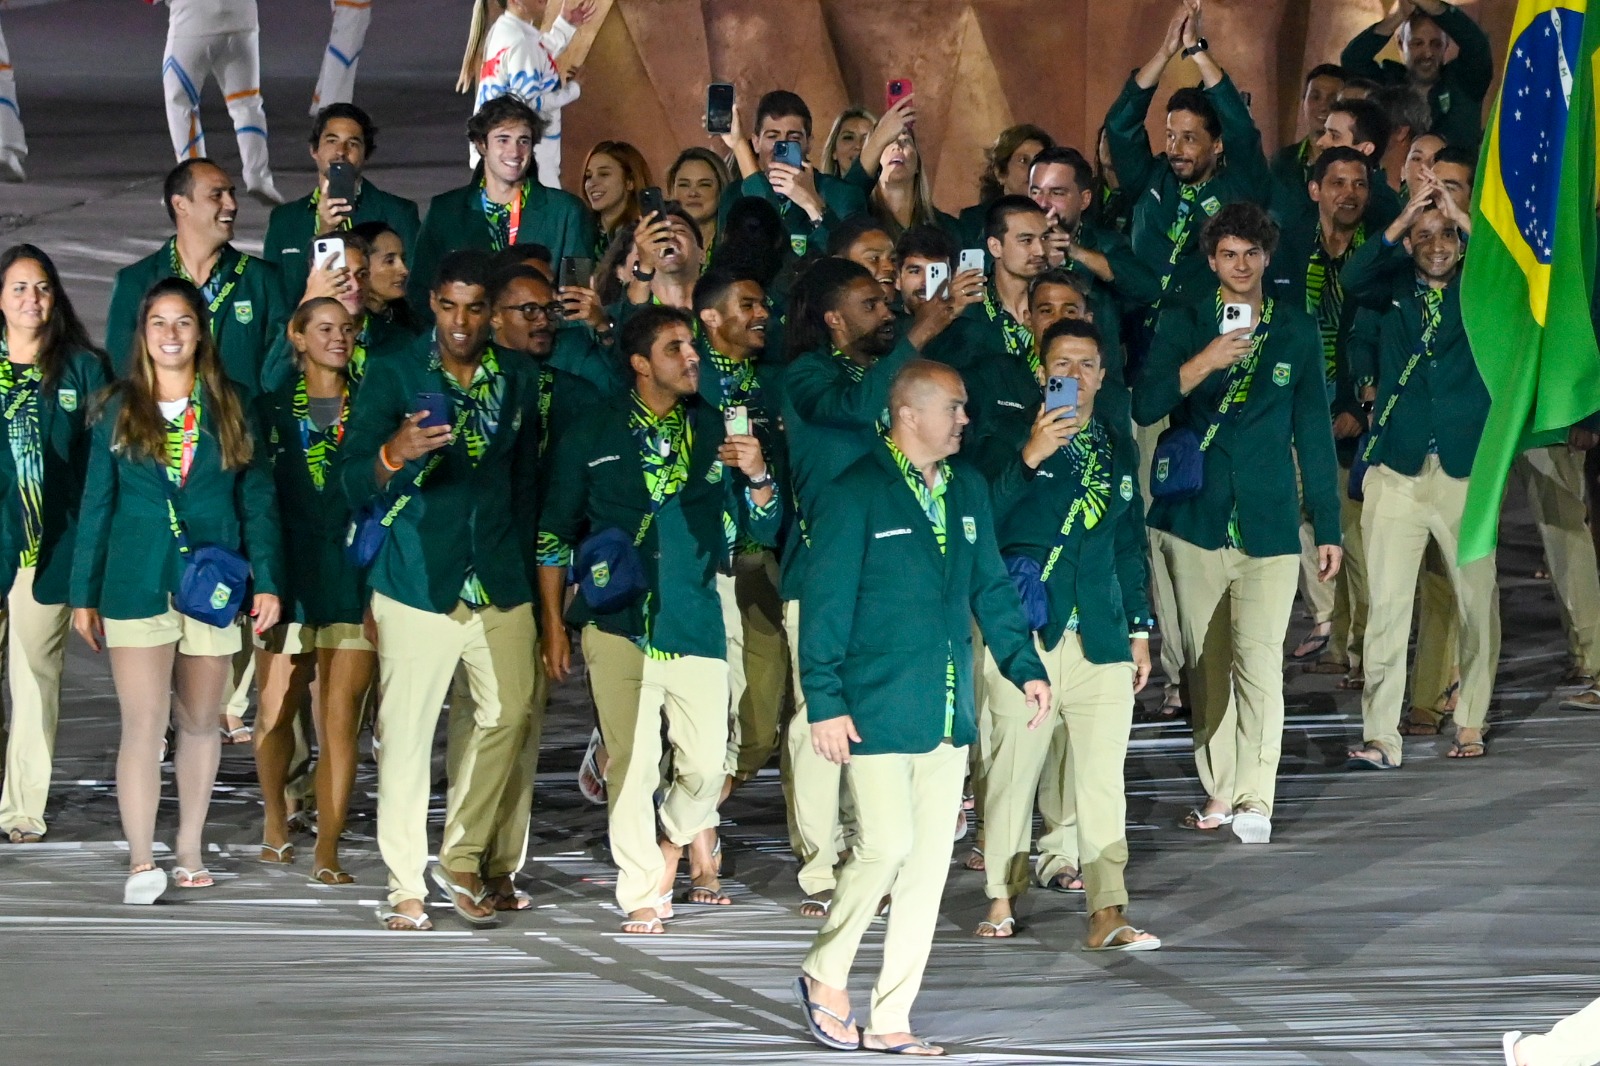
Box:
[254,621,373,655]
[103,605,242,657]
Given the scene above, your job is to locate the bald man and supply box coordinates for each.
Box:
[1340,0,1492,150]
[796,358,1048,1056]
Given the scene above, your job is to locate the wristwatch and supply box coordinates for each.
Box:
[747,471,774,490]
[1182,38,1209,57]
[631,263,656,282]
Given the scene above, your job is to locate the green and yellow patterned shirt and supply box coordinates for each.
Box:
[884,432,957,738]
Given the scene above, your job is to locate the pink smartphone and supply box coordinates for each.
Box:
[886,79,913,113]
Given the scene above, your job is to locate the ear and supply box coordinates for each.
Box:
[629,351,651,378]
[698,307,720,335]
[1307,179,1320,202]
[986,234,1002,259]
[1077,187,1093,215]
[822,307,844,338]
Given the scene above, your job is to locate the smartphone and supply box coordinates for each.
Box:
[1045,376,1079,415]
[706,82,735,136]
[886,78,914,113]
[958,248,985,275]
[771,140,804,169]
[1221,302,1255,334]
[413,392,450,430]
[325,161,358,204]
[639,186,665,219]
[559,255,595,290]
[923,260,950,301]
[312,236,346,272]
[724,404,750,438]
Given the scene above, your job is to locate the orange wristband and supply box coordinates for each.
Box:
[379,443,403,472]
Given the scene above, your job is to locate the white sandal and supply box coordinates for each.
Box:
[124,867,168,905]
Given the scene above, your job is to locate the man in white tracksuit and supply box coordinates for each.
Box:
[310,0,373,115]
[157,0,281,204]
[0,11,26,182]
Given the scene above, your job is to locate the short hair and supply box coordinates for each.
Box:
[1200,202,1280,258]
[755,90,812,138]
[1402,8,1448,37]
[1374,83,1431,138]
[309,103,377,155]
[433,249,492,294]
[1028,145,1095,192]
[826,214,892,258]
[1039,317,1104,357]
[1311,145,1372,185]
[486,265,552,307]
[894,224,956,266]
[786,257,877,361]
[162,157,222,223]
[1433,144,1477,184]
[1329,98,1391,156]
[1304,63,1346,88]
[888,358,962,418]
[309,229,371,264]
[660,203,704,248]
[489,244,553,276]
[1339,75,1383,98]
[620,304,695,362]
[693,265,764,318]
[1028,267,1092,305]
[467,96,547,146]
[1166,87,1222,139]
[984,194,1047,244]
[978,124,1055,202]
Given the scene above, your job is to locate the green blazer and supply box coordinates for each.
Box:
[953,200,990,253]
[408,180,596,320]
[1132,294,1341,556]
[257,377,367,626]
[1340,3,1493,149]
[799,447,1047,755]
[778,336,921,600]
[1105,74,1274,315]
[336,338,543,614]
[717,171,868,257]
[106,242,287,400]
[260,310,415,396]
[1342,240,1486,478]
[70,386,283,619]
[262,179,421,307]
[0,349,110,604]
[539,394,783,659]
[987,412,1153,663]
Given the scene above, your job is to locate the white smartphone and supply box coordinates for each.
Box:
[924,260,951,300]
[313,236,347,272]
[724,404,750,438]
[959,248,985,275]
[1221,302,1254,334]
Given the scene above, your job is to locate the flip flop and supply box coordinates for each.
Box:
[1345,746,1400,770]
[259,842,295,864]
[800,894,833,918]
[960,847,985,871]
[1038,868,1084,893]
[310,867,355,885]
[683,884,732,905]
[1289,626,1331,661]
[429,865,500,927]
[220,725,252,745]
[1085,924,1162,952]
[376,906,432,931]
[1231,809,1272,844]
[974,916,1015,938]
[867,1038,946,1055]
[5,828,43,844]
[578,727,607,806]
[124,867,168,905]
[620,916,664,934]
[1180,808,1233,831]
[172,866,214,889]
[1503,1031,1524,1066]
[794,976,861,1052]
[1447,739,1487,759]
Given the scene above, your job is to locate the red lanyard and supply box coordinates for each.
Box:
[178,401,199,487]
[507,183,525,247]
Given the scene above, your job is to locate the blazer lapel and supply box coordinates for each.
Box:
[872,445,948,569]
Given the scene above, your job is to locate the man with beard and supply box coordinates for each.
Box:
[1340,0,1492,150]
[616,205,703,319]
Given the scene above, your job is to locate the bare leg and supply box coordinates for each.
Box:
[312,646,375,875]
[252,648,314,856]
[110,644,179,869]
[170,653,230,871]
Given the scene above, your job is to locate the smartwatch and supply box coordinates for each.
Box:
[1182,38,1209,57]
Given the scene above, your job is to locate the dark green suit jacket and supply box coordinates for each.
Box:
[106,243,286,399]
[1132,294,1341,556]
[800,447,1047,755]
[260,310,415,396]
[717,170,868,256]
[262,179,421,307]
[71,387,283,619]
[1340,3,1493,149]
[336,338,543,614]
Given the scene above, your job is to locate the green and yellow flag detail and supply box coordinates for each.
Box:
[1461,0,1600,561]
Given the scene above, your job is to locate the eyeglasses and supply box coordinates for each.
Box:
[498,302,563,320]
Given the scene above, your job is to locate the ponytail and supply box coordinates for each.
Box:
[456,0,500,94]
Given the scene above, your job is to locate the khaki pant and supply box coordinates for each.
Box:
[781,598,854,896]
[1520,445,1600,678]
[0,568,72,835]
[1299,465,1369,669]
[802,740,966,1037]
[1359,459,1501,763]
[1135,418,1184,703]
[370,592,538,907]
[445,620,549,880]
[980,634,1134,913]
[1411,544,1461,718]
[1032,722,1073,886]
[717,550,790,782]
[1159,531,1299,816]
[582,626,728,915]
[1516,993,1600,1066]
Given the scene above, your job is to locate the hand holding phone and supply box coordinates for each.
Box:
[923,261,950,301]
[325,161,358,205]
[1045,375,1079,416]
[886,78,914,115]
[1220,302,1254,334]
[771,140,804,170]
[958,249,985,275]
[313,236,347,272]
[639,186,665,220]
[706,82,735,136]
[413,392,451,430]
[724,404,750,438]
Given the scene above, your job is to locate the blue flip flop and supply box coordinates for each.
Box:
[1346,746,1399,770]
[794,975,860,1051]
[868,1038,945,1055]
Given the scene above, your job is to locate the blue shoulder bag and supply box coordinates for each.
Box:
[345,406,467,567]
[158,475,252,628]
[1151,310,1270,501]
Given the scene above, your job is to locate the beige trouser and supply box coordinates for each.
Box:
[718,550,790,782]
[1359,459,1501,763]
[1032,722,1073,885]
[782,598,855,896]
[980,634,1134,913]
[1159,532,1299,816]
[1520,445,1600,677]
[1136,418,1184,702]
[0,568,72,835]
[1517,994,1600,1066]
[1410,544,1461,718]
[802,740,966,1037]
[582,626,728,915]
[1299,466,1369,668]
[371,592,538,907]
[445,619,549,880]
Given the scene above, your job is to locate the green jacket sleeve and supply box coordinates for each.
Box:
[1104,77,1161,199]
[1131,305,1195,427]
[967,486,1048,690]
[1113,475,1153,627]
[1339,24,1391,81]
[1099,227,1164,306]
[105,271,142,377]
[1437,4,1494,105]
[1342,237,1411,307]
[1291,327,1343,546]
[1209,75,1272,196]
[238,409,284,597]
[69,408,118,609]
[336,355,410,509]
[510,372,544,590]
[536,416,593,555]
[1347,307,1381,387]
[786,338,916,429]
[798,480,869,724]
[408,194,452,317]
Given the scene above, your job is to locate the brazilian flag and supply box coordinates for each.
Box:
[1460,0,1600,562]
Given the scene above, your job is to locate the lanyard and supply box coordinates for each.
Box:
[1198,294,1274,452]
[1040,427,1109,583]
[176,400,199,487]
[984,285,1037,377]
[508,185,524,247]
[1362,287,1446,462]
[293,375,349,490]
[170,243,248,336]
